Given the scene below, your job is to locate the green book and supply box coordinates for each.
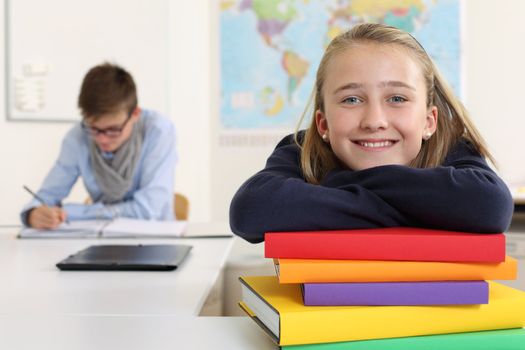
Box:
[283,328,525,350]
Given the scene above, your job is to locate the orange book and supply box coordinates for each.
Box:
[275,256,517,283]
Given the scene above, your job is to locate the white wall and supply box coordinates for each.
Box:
[464,1,525,185]
[0,0,214,224]
[168,0,212,222]
[1,1,525,225]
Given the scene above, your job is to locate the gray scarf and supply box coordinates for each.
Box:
[90,118,145,204]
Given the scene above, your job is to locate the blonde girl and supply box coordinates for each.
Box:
[230,23,512,243]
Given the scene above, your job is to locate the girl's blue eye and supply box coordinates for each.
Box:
[388,95,407,103]
[342,96,361,105]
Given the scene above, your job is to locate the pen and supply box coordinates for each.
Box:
[23,185,70,224]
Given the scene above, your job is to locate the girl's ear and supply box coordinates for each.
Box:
[423,106,438,139]
[315,110,330,142]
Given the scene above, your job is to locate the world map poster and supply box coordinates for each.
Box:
[220,0,461,132]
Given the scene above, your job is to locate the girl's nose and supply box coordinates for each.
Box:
[359,102,388,131]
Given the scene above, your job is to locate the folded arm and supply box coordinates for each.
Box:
[321,141,513,233]
[229,136,410,243]
[230,136,513,243]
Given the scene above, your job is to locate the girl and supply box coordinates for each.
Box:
[229,23,513,243]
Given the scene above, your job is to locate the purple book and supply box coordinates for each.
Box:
[302,281,489,306]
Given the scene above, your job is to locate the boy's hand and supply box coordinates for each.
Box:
[28,206,67,229]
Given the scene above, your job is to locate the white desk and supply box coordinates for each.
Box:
[0,223,235,316]
[0,315,276,350]
[0,223,277,349]
[3,223,524,350]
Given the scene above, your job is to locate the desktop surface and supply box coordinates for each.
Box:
[0,315,276,350]
[0,223,233,316]
[2,222,524,350]
[0,223,278,349]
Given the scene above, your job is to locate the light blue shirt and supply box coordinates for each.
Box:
[21,109,177,224]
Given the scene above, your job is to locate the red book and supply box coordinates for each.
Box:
[264,227,505,262]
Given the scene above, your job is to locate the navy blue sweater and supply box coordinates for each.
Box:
[229,132,514,243]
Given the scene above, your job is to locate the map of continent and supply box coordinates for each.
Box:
[220,0,460,129]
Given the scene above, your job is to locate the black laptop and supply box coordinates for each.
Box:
[56,244,192,271]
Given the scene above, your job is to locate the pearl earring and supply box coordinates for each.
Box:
[322,133,329,142]
[424,132,432,140]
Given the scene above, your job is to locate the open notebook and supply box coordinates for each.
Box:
[18,218,188,239]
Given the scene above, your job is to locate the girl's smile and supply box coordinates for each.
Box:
[315,42,437,171]
[352,138,399,150]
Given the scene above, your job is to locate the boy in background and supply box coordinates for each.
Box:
[22,63,177,228]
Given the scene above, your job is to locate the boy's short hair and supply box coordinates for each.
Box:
[78,62,138,120]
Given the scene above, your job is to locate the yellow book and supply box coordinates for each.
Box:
[275,256,517,283]
[239,276,525,346]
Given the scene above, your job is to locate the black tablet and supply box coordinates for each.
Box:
[56,244,192,271]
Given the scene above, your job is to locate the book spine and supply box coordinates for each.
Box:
[265,229,505,262]
[281,328,525,350]
[277,256,517,283]
[302,281,489,306]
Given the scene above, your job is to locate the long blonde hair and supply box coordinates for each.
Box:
[297,23,493,184]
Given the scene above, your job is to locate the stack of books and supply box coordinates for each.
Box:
[239,227,525,349]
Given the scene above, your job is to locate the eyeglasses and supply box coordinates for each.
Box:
[82,115,132,138]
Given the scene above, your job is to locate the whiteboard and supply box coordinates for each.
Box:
[5,0,170,122]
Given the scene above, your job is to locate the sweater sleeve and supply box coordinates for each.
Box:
[229,134,410,243]
[321,140,513,234]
